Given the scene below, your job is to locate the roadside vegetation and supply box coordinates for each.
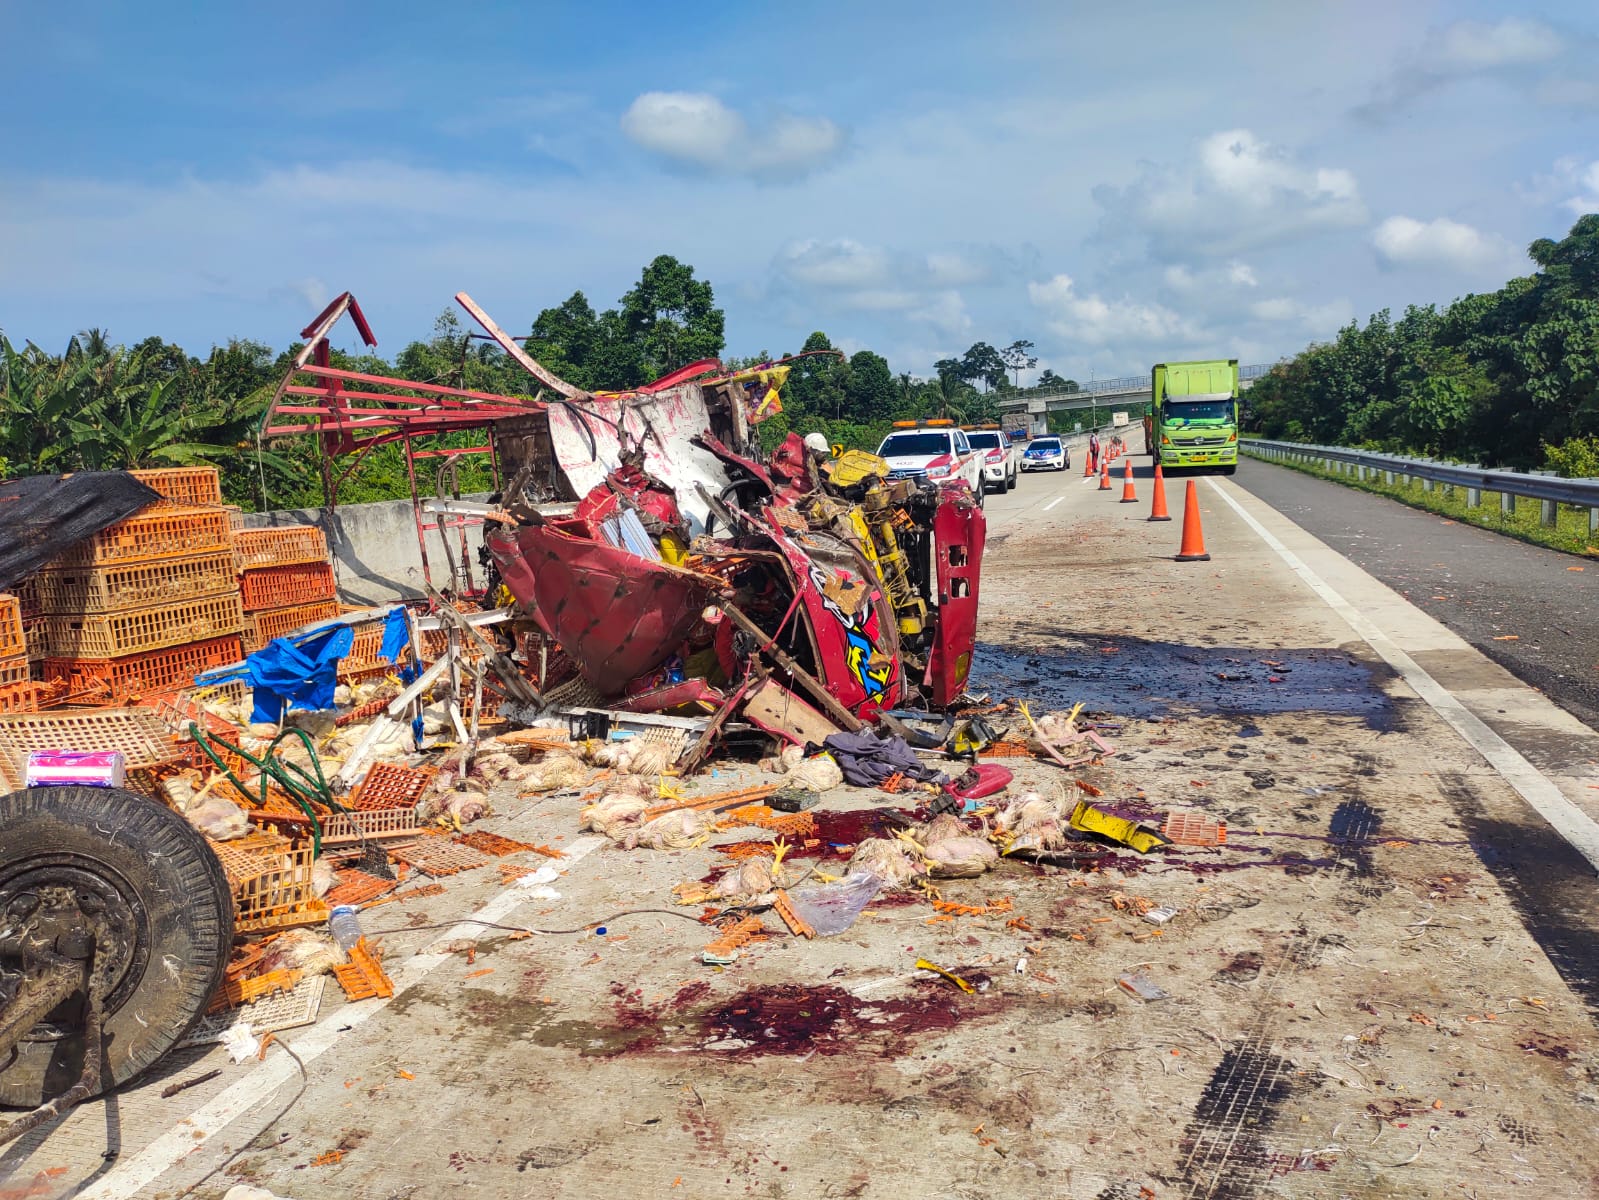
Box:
[1248,214,1599,474]
[1,255,1048,511]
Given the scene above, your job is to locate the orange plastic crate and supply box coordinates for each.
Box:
[209,829,327,934]
[21,616,46,663]
[239,562,336,612]
[242,600,339,653]
[13,577,40,619]
[0,595,22,660]
[52,507,234,569]
[351,762,435,811]
[233,526,329,571]
[35,552,238,614]
[0,680,66,714]
[129,466,223,507]
[43,634,244,698]
[44,593,244,659]
[0,655,28,687]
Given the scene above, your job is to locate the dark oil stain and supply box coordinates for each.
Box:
[1327,798,1381,880]
[1440,771,1599,1016]
[973,632,1396,728]
[1161,1044,1298,1198]
[1213,952,1264,984]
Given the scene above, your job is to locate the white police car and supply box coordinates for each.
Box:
[1021,435,1068,472]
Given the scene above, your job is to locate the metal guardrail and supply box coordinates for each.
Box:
[1244,437,1599,531]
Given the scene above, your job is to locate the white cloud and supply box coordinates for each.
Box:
[1358,17,1572,118]
[1162,261,1259,294]
[1248,296,1351,331]
[1550,158,1599,215]
[1095,129,1366,260]
[1428,18,1561,70]
[620,92,843,181]
[780,239,892,289]
[1228,262,1259,288]
[1028,273,1195,347]
[1372,215,1524,273]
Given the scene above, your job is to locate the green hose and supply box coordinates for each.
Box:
[185,722,347,857]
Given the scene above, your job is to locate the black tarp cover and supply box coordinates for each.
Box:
[0,472,162,592]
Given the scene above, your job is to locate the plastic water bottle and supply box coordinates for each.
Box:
[328,905,363,952]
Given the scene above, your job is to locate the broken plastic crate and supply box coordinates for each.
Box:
[209,829,329,934]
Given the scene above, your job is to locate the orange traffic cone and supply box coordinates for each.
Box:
[1147,464,1172,522]
[1098,458,1113,490]
[1084,450,1096,478]
[1119,459,1138,503]
[1174,480,1210,561]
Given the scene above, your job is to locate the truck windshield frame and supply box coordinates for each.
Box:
[1162,399,1235,422]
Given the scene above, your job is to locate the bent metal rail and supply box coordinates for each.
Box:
[1244,437,1599,533]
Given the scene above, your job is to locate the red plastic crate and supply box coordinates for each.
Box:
[43,593,244,658]
[43,634,244,699]
[128,466,223,507]
[233,526,329,571]
[239,562,336,612]
[36,552,238,614]
[0,595,22,659]
[242,600,339,653]
[52,507,234,569]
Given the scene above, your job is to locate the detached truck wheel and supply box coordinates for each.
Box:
[0,787,233,1108]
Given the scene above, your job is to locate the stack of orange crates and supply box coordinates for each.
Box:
[233,526,339,652]
[39,468,246,699]
[0,593,26,686]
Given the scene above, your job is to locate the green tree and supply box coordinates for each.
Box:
[843,350,897,422]
[1000,339,1038,388]
[959,342,1006,392]
[619,255,725,382]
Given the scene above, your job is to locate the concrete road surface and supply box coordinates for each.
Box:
[6,452,1599,1200]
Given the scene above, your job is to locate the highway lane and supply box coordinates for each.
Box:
[1234,456,1599,728]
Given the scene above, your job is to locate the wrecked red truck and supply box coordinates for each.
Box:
[261,290,988,749]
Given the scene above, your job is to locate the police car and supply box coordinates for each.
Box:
[874,420,985,504]
[1021,435,1069,472]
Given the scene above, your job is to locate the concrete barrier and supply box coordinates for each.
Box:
[242,495,490,605]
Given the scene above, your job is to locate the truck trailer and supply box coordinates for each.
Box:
[1143,359,1239,474]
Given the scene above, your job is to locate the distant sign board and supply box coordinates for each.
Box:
[1111,411,1130,427]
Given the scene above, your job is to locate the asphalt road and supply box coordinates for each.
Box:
[1235,456,1599,728]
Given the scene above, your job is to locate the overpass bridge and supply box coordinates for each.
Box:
[997,363,1270,433]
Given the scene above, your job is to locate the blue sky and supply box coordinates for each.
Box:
[3,1,1597,383]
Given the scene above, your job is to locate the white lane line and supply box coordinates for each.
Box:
[1207,477,1599,873]
[78,836,607,1200]
[1043,496,1066,512]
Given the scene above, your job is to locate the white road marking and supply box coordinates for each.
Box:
[1043,496,1066,512]
[1207,477,1599,873]
[77,836,608,1200]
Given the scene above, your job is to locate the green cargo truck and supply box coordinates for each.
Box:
[1143,358,1239,474]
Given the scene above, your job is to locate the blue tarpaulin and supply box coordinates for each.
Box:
[247,626,356,723]
[193,605,414,723]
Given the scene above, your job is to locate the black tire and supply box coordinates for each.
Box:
[0,787,234,1108]
[1006,468,1017,491]
[1222,465,1237,476]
